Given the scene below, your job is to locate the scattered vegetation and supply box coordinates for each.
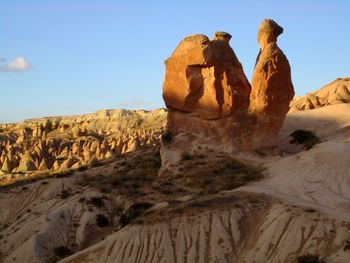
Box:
[60,189,71,199]
[290,130,320,149]
[297,254,323,263]
[119,202,153,226]
[176,152,264,194]
[90,160,104,168]
[53,246,72,259]
[96,214,109,227]
[304,208,317,213]
[181,152,193,161]
[54,170,73,178]
[77,165,88,171]
[88,196,104,208]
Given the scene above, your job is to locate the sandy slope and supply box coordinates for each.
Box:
[60,198,350,263]
[59,104,350,263]
[240,104,350,221]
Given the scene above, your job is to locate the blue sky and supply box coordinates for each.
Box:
[1,0,349,123]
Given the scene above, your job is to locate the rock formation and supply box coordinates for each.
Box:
[0,109,167,182]
[290,77,350,112]
[161,19,294,165]
[163,32,251,120]
[249,19,295,146]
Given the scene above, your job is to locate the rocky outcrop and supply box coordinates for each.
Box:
[161,19,294,166]
[163,32,251,120]
[290,77,350,112]
[249,19,294,146]
[0,109,167,181]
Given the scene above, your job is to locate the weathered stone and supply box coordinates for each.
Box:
[290,77,350,112]
[161,19,295,167]
[0,109,167,177]
[249,19,294,146]
[163,33,251,120]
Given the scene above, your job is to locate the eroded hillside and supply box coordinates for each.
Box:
[0,109,167,185]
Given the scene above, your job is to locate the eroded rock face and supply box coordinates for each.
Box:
[163,32,251,120]
[249,19,295,143]
[0,109,167,182]
[161,19,294,167]
[290,77,350,112]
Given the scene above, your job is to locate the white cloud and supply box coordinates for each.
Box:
[0,56,35,72]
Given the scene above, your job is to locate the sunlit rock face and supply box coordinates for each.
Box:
[161,19,294,170]
[249,19,295,146]
[163,32,251,120]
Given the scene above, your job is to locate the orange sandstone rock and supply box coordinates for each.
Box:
[163,32,250,120]
[249,19,294,142]
[161,19,294,161]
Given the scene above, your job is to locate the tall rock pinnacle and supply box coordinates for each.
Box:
[249,19,295,145]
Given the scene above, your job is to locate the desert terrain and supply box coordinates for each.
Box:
[1,16,350,263]
[0,77,349,263]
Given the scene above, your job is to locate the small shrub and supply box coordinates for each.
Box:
[162,130,173,143]
[96,214,109,227]
[99,187,111,193]
[88,196,104,208]
[90,160,103,168]
[55,171,73,178]
[304,208,317,213]
[181,152,192,161]
[60,189,71,199]
[53,246,72,258]
[290,130,320,149]
[119,202,153,226]
[111,178,121,187]
[78,165,88,171]
[297,254,323,263]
